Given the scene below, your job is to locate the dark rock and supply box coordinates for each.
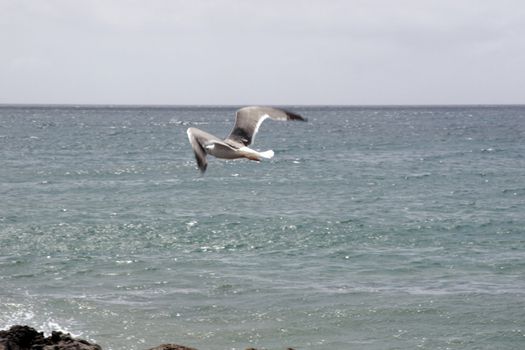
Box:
[1,325,295,350]
[0,326,101,350]
[0,325,45,350]
[146,345,197,350]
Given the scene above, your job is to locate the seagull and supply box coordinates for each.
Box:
[186,106,307,173]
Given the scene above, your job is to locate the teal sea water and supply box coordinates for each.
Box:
[1,105,524,350]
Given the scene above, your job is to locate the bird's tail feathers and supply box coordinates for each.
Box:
[239,147,274,161]
[259,150,274,159]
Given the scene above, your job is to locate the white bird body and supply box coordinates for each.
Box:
[186,106,306,173]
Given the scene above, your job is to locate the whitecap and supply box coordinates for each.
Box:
[186,220,198,229]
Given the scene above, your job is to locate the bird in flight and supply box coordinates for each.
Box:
[187,106,307,173]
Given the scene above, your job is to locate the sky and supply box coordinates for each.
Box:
[1,0,525,105]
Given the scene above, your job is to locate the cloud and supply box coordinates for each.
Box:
[1,0,524,104]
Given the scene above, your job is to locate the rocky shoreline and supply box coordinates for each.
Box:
[0,325,295,350]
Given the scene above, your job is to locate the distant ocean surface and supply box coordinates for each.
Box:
[1,105,524,350]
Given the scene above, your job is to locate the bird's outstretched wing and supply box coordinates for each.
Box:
[225,106,306,147]
[186,127,221,173]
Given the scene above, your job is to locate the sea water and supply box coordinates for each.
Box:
[1,105,524,349]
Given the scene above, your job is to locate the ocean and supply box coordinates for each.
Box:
[1,105,524,350]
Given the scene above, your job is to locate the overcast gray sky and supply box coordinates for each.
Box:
[1,0,524,105]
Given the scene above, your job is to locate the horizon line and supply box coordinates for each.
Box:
[1,103,525,108]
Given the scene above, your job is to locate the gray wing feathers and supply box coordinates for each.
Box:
[187,127,220,173]
[226,106,306,146]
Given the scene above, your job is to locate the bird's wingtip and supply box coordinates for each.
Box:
[284,109,307,122]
